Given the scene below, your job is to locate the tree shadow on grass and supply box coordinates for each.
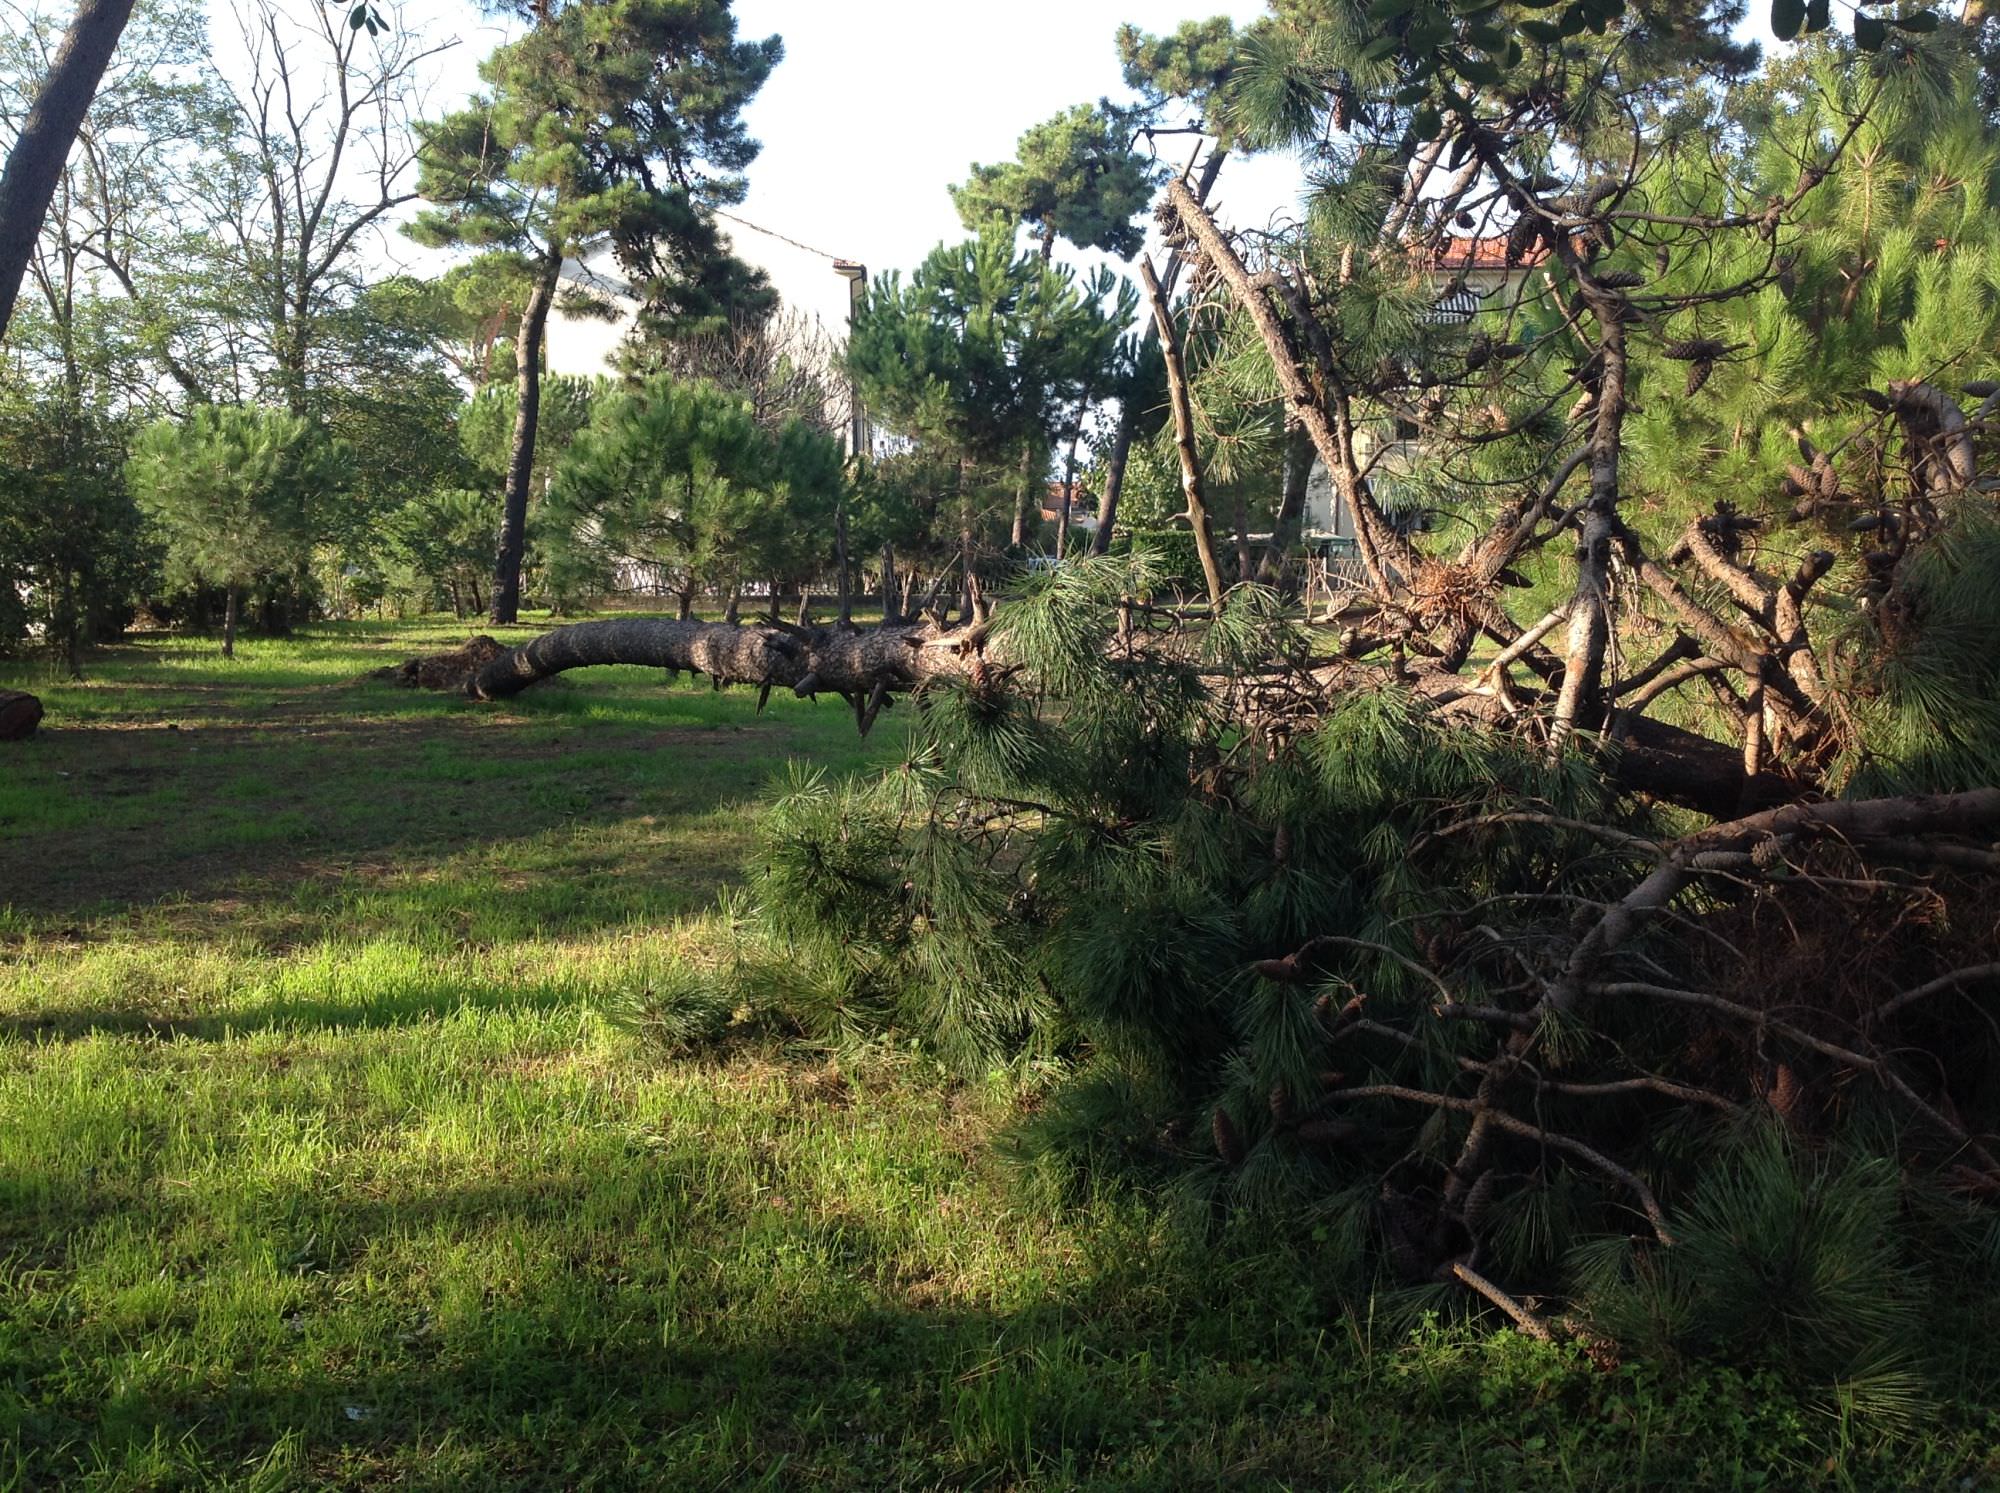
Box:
[0,1172,1383,1492]
[2,681,901,930]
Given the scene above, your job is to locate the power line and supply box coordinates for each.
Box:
[710,207,853,265]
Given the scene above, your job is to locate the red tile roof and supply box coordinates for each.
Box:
[1427,235,1548,271]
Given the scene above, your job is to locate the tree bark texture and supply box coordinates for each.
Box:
[1088,411,1134,557]
[0,0,137,342]
[1140,255,1226,613]
[491,252,560,625]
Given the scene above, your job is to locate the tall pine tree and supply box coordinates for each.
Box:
[408,0,780,624]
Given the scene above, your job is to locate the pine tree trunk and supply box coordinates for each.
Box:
[1010,446,1037,550]
[722,582,741,624]
[1258,418,1313,584]
[1055,403,1087,562]
[1089,410,1134,556]
[0,0,137,343]
[835,503,853,626]
[491,251,560,626]
[676,585,694,621]
[222,586,238,659]
[1140,255,1225,613]
[879,543,897,622]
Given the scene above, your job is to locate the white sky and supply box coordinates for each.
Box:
[362,0,1309,342]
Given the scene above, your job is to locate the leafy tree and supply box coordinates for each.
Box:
[0,0,225,407]
[0,394,147,674]
[127,405,337,655]
[381,487,501,618]
[408,0,782,623]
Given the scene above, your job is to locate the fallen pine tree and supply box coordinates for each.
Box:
[377,50,2000,1382]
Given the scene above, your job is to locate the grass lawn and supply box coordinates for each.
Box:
[2,622,1996,1490]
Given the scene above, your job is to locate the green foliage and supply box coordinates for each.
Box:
[951,103,1163,259]
[460,376,600,489]
[850,230,1135,469]
[1833,511,2000,795]
[543,374,845,602]
[1573,1128,1931,1422]
[408,0,782,341]
[126,406,341,599]
[0,397,150,669]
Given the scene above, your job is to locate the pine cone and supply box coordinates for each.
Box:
[1663,338,1728,362]
[1463,1170,1498,1232]
[1767,1062,1800,1118]
[1253,957,1303,984]
[1269,1084,1296,1126]
[1297,1118,1357,1145]
[1505,215,1543,267]
[1595,269,1646,289]
[1686,360,1714,397]
[1212,1107,1246,1166]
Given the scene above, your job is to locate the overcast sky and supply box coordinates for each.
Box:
[365,0,1310,342]
[718,0,1305,329]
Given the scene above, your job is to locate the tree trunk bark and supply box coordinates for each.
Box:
[722,582,741,624]
[676,585,694,621]
[222,586,239,659]
[1140,255,1225,613]
[1010,445,1038,550]
[1090,146,1228,560]
[0,0,137,343]
[835,503,853,626]
[1258,418,1313,584]
[1089,411,1134,556]
[491,251,560,626]
[879,542,897,622]
[1164,178,1418,598]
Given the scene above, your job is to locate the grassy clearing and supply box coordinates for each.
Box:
[2,623,1996,1489]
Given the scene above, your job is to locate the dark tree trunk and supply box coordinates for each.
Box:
[1089,412,1134,556]
[1055,403,1087,562]
[675,586,694,621]
[1010,446,1037,550]
[222,587,239,659]
[879,542,897,622]
[1258,418,1313,584]
[722,582,741,624]
[492,251,560,626]
[0,0,137,343]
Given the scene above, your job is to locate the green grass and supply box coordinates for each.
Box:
[2,623,1997,1489]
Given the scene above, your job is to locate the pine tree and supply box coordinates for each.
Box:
[126,406,336,656]
[541,375,844,619]
[408,0,781,624]
[848,230,1134,579]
